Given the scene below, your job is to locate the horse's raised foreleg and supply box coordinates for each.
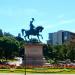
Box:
[37,34,43,42]
[37,35,40,42]
[27,35,30,40]
[24,35,27,40]
[39,34,43,39]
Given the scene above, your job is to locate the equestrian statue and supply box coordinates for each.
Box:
[21,18,44,41]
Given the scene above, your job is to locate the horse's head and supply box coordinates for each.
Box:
[36,26,44,32]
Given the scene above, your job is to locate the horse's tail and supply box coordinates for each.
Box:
[21,29,25,36]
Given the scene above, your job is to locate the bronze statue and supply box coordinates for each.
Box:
[30,18,35,31]
[21,18,44,41]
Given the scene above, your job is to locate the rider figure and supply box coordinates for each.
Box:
[30,18,35,31]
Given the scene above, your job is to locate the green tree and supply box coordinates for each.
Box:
[15,34,25,59]
[4,32,14,37]
[43,45,55,59]
[67,43,75,62]
[0,29,3,36]
[0,36,20,60]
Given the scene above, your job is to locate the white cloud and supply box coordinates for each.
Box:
[57,14,75,25]
[59,19,75,25]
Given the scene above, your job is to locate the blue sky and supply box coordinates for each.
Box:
[0,0,75,43]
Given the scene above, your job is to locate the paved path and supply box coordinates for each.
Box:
[0,73,75,75]
[26,74,75,75]
[0,73,24,75]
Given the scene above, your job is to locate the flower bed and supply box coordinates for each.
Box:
[0,64,75,69]
[24,64,75,69]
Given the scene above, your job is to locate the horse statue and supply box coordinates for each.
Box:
[21,26,44,41]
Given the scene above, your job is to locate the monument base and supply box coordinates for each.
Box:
[24,43,46,66]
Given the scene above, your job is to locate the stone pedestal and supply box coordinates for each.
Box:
[24,43,45,66]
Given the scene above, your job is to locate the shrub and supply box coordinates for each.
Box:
[0,65,10,69]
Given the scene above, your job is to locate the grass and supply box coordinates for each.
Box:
[0,69,25,73]
[0,68,75,74]
[26,68,75,74]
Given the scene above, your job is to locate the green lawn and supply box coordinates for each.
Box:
[26,68,75,74]
[0,68,75,74]
[0,69,25,73]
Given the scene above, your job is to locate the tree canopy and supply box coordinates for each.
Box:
[0,29,24,60]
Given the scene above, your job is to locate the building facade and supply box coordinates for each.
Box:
[47,30,75,45]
